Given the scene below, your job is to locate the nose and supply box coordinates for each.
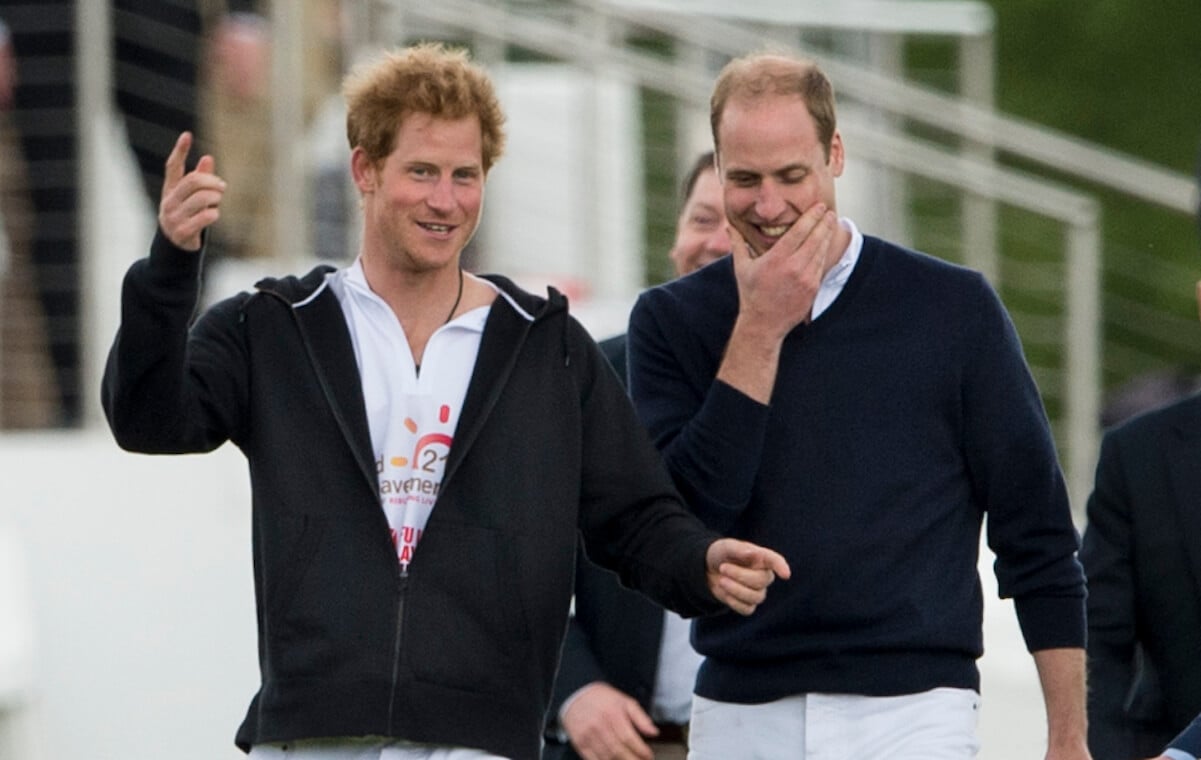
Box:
[426,175,455,212]
[753,180,786,221]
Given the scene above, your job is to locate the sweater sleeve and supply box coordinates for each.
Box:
[626,289,771,533]
[102,230,249,454]
[962,274,1086,651]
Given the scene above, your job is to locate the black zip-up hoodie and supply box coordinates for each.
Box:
[102,232,724,760]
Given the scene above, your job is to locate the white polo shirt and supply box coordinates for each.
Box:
[330,260,493,570]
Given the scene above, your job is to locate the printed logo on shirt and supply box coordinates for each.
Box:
[376,403,455,568]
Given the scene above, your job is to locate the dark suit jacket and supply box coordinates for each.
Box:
[543,334,670,760]
[1081,393,1201,760]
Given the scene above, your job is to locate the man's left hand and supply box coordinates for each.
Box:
[705,538,790,615]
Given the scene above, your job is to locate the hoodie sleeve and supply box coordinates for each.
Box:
[102,230,250,453]
[567,316,725,619]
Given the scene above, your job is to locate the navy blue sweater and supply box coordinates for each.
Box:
[628,236,1086,702]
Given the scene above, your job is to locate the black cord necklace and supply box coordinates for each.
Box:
[416,268,465,378]
[443,266,464,325]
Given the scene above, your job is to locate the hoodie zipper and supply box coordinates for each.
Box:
[386,564,409,733]
[263,275,565,733]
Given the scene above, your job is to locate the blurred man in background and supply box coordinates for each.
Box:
[665,151,729,278]
[594,150,727,382]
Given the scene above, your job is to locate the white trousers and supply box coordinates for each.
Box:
[687,687,981,760]
[249,739,507,760]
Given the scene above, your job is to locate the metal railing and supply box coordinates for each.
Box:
[354,0,1120,511]
[62,0,1194,510]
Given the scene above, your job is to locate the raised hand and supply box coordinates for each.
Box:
[158,131,226,251]
[729,201,838,341]
[715,203,838,405]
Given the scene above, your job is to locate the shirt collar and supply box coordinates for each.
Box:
[811,217,862,321]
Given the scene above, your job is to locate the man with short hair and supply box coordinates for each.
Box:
[627,51,1090,759]
[102,43,789,760]
[666,151,730,279]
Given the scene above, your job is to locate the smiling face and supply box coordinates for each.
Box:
[353,112,485,276]
[669,166,730,276]
[717,93,844,256]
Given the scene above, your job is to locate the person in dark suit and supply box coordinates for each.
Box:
[1082,386,1201,759]
[1081,160,1201,760]
[544,152,729,760]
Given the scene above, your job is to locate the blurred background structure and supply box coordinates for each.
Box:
[1,0,1199,758]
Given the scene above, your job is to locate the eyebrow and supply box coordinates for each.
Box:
[726,162,810,177]
[775,163,810,176]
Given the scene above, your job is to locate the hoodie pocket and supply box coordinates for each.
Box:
[404,521,529,693]
[263,514,327,621]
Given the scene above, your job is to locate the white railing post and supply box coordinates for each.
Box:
[78,0,114,429]
[1064,213,1103,522]
[271,0,309,265]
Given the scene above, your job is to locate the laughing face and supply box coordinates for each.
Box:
[669,166,731,276]
[353,112,485,275]
[717,93,844,256]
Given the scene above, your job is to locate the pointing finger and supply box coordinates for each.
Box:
[726,542,792,580]
[761,547,791,580]
[163,131,192,195]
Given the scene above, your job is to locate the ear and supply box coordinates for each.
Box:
[828,130,845,178]
[350,146,377,194]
